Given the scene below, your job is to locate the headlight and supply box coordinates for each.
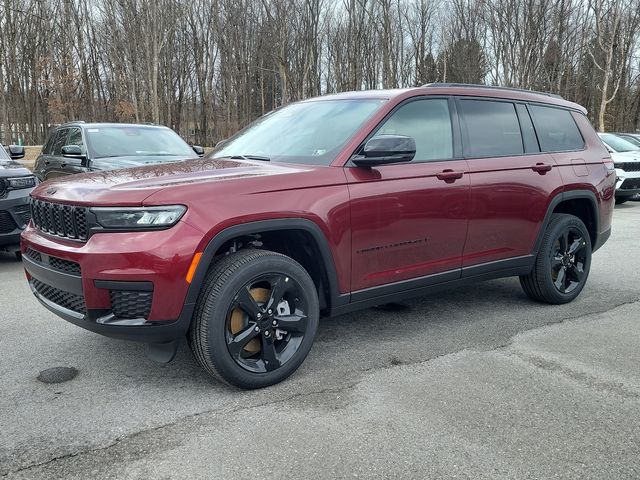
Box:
[92,205,186,229]
[6,176,36,189]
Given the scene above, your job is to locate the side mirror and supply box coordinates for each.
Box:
[61,145,85,158]
[352,135,416,167]
[8,145,25,160]
[192,145,205,157]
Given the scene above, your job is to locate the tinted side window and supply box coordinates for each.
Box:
[529,105,584,152]
[375,98,453,162]
[51,128,69,156]
[460,100,523,158]
[42,130,57,154]
[67,128,83,147]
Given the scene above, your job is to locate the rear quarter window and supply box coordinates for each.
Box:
[529,105,584,152]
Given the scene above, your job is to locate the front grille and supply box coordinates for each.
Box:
[0,210,17,233]
[32,279,86,314]
[25,248,42,262]
[30,199,89,240]
[616,162,640,172]
[24,247,81,275]
[49,256,81,275]
[110,290,153,319]
[620,177,640,190]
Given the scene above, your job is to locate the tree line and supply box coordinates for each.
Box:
[0,0,639,146]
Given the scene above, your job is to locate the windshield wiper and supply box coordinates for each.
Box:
[228,154,271,162]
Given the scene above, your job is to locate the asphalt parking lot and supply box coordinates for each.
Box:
[1,203,639,479]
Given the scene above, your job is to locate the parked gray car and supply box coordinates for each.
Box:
[0,144,35,257]
[34,122,204,181]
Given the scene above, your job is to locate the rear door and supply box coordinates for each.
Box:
[459,98,563,270]
[346,97,471,293]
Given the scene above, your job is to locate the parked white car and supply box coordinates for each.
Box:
[598,133,640,204]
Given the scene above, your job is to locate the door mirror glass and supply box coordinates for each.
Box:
[8,145,25,160]
[352,135,416,167]
[61,145,85,158]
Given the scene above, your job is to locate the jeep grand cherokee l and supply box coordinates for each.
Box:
[21,84,615,389]
[34,122,204,181]
[0,144,35,257]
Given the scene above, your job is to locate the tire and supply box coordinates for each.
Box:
[188,249,319,389]
[14,251,22,260]
[615,198,628,205]
[519,214,592,305]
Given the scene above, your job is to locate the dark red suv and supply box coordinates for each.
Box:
[21,84,615,388]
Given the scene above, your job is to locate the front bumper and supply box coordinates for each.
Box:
[0,192,32,249]
[20,220,204,343]
[614,168,640,198]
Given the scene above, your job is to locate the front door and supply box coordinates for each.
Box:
[346,97,470,293]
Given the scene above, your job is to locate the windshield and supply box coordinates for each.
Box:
[212,99,386,165]
[599,133,640,153]
[86,126,195,159]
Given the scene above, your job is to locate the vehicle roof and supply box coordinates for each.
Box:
[306,84,587,114]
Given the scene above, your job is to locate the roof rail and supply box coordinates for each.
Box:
[422,83,563,100]
[60,120,86,126]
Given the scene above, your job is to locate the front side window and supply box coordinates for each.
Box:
[213,99,386,165]
[0,145,9,160]
[66,128,84,148]
[460,100,523,158]
[529,105,584,152]
[85,126,195,159]
[373,98,453,162]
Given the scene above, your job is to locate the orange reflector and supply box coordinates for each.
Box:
[185,252,203,283]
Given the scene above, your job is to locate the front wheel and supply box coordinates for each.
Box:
[520,214,592,304]
[615,198,628,205]
[188,249,319,389]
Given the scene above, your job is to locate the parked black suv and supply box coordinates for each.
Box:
[0,144,34,257]
[34,122,204,181]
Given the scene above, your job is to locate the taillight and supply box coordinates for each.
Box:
[603,158,615,171]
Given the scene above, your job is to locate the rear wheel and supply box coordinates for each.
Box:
[188,249,319,389]
[520,214,591,304]
[615,198,628,205]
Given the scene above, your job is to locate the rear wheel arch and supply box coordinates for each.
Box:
[533,190,599,255]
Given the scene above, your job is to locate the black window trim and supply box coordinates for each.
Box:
[455,95,588,160]
[346,95,462,167]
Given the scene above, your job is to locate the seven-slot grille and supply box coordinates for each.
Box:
[30,199,88,240]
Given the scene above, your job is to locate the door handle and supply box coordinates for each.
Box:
[60,162,67,168]
[44,160,50,165]
[436,169,464,183]
[531,163,553,174]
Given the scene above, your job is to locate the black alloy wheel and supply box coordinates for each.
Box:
[519,213,592,304]
[189,249,319,389]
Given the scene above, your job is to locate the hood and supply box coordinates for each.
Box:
[0,160,33,177]
[610,151,640,163]
[89,154,198,171]
[31,157,310,205]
